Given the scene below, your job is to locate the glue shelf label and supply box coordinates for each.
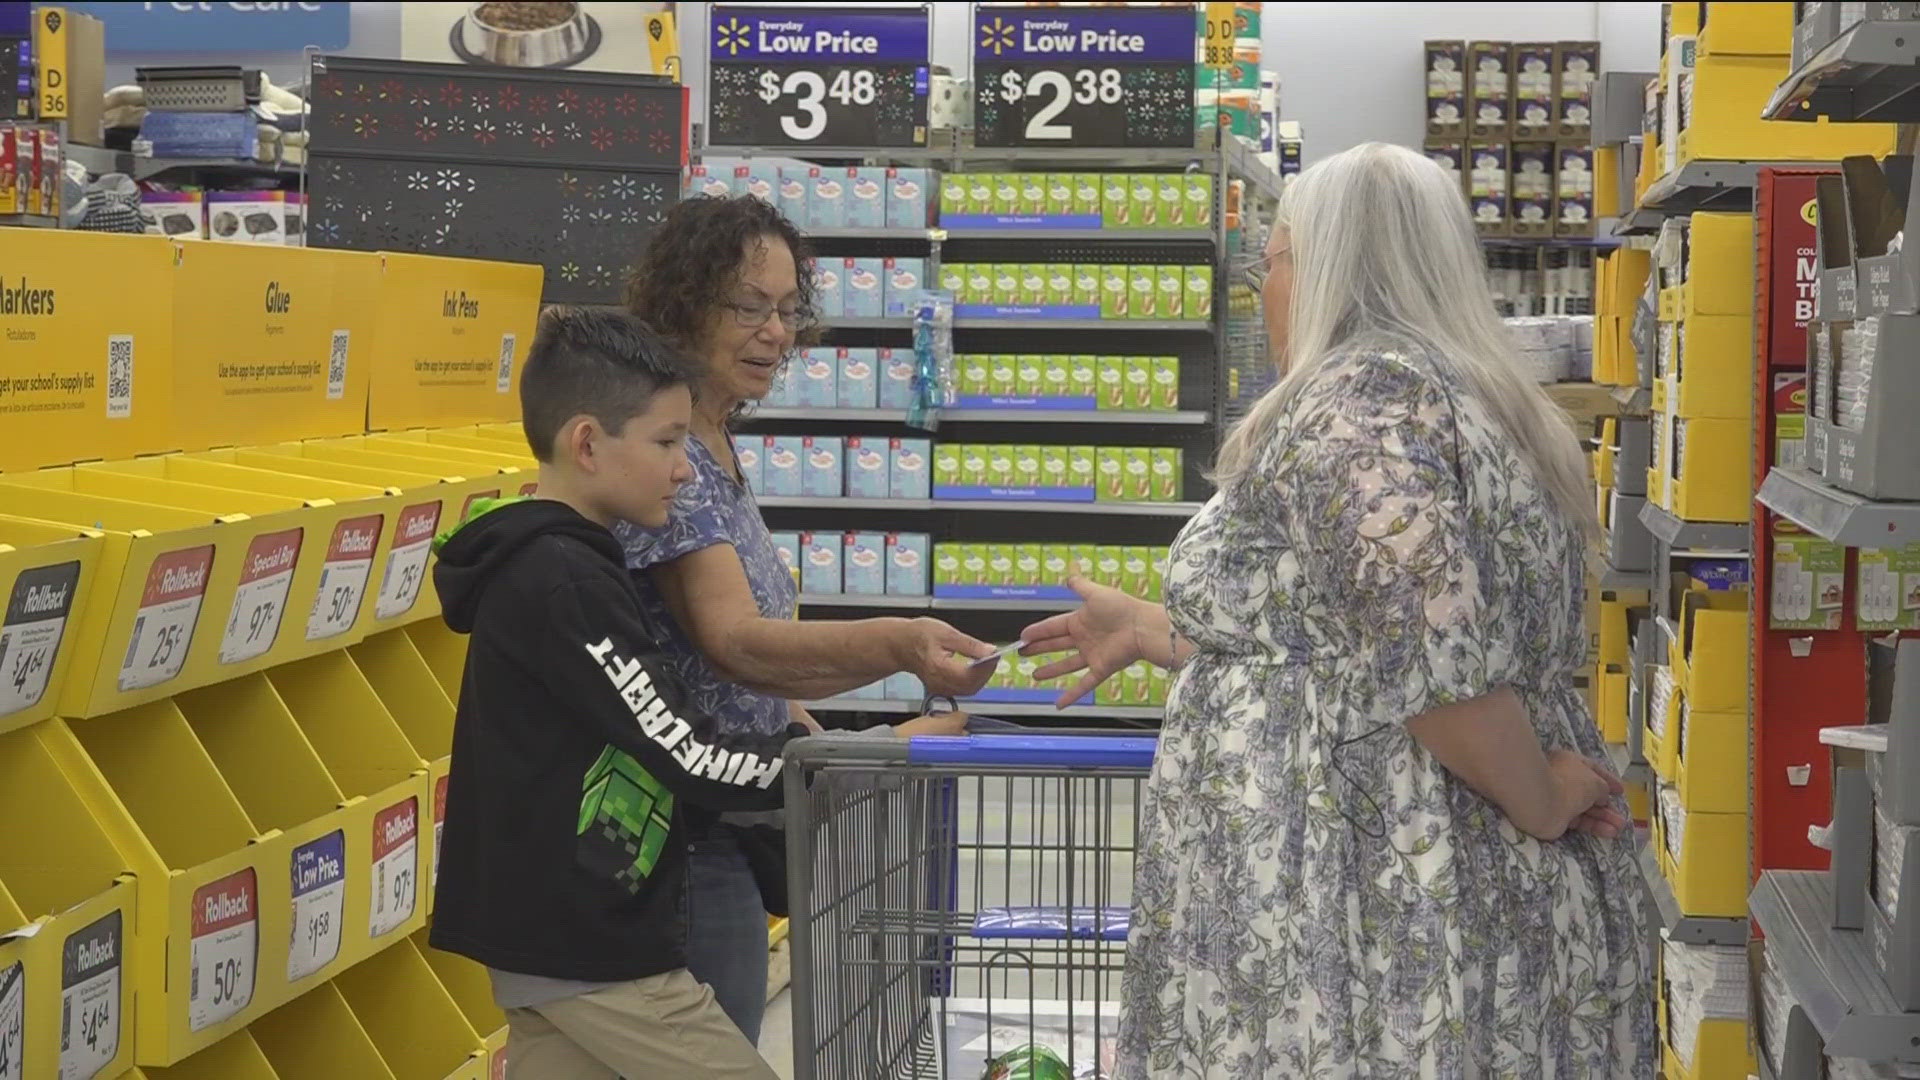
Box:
[0,559,81,718]
[59,911,120,1080]
[117,545,215,693]
[219,529,301,666]
[0,960,23,1080]
[375,502,439,621]
[189,869,257,1032]
[369,798,419,939]
[305,514,382,641]
[287,831,345,984]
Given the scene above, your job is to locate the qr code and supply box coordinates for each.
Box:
[327,330,350,401]
[106,335,133,419]
[496,333,516,394]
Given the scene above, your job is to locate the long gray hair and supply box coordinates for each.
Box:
[1214,142,1594,534]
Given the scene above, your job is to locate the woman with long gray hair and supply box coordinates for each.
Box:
[1021,142,1653,1077]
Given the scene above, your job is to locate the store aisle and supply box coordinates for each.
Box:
[759,991,796,1080]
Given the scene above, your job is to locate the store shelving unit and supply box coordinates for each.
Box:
[1751,871,1920,1060]
[1765,18,1920,123]
[1613,160,1791,236]
[1758,466,1920,547]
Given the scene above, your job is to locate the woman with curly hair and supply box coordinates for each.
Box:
[615,194,996,1042]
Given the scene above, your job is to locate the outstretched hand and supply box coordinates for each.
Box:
[898,617,999,697]
[1018,572,1154,709]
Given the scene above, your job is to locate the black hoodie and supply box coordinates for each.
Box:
[428,497,802,981]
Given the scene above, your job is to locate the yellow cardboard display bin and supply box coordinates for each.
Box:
[138,1029,283,1080]
[1677,55,1896,167]
[404,619,469,703]
[355,436,539,487]
[0,724,138,1080]
[1695,0,1791,57]
[253,980,399,1080]
[1684,213,1758,315]
[367,253,543,435]
[46,706,289,1065]
[1656,413,1750,523]
[335,939,487,1080]
[266,652,432,963]
[1663,316,1753,420]
[1675,593,1749,711]
[1675,701,1749,814]
[349,630,456,913]
[1596,661,1630,743]
[1653,790,1749,919]
[403,429,537,462]
[417,932,508,1079]
[0,516,104,735]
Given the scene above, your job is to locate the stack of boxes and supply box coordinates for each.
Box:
[930,444,1183,504]
[771,531,930,600]
[1647,212,1755,525]
[939,261,1212,321]
[737,434,931,503]
[689,162,933,230]
[933,541,1166,602]
[766,347,919,411]
[809,256,929,321]
[938,171,1214,229]
[947,353,1182,412]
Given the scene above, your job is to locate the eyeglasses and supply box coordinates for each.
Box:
[1238,247,1287,292]
[723,297,808,330]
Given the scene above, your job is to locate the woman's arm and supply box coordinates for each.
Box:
[648,544,996,700]
[1405,688,1621,841]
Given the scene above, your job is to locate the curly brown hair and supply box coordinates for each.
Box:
[622,194,821,361]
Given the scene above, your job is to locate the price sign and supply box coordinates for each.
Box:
[369,798,419,939]
[974,6,1195,148]
[708,6,929,147]
[0,961,22,1080]
[287,832,345,984]
[188,870,256,1033]
[431,774,449,895]
[304,515,382,642]
[219,530,301,666]
[0,560,80,719]
[116,546,215,693]
[374,503,440,622]
[60,912,120,1080]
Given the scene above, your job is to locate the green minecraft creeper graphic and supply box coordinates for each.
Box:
[579,747,675,893]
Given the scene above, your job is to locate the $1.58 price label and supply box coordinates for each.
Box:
[0,560,80,720]
[219,529,301,666]
[707,6,928,148]
[369,798,419,939]
[288,832,345,984]
[0,960,23,1080]
[305,515,382,642]
[60,911,121,1080]
[973,6,1194,148]
[189,870,257,1033]
[375,503,440,621]
[117,546,215,693]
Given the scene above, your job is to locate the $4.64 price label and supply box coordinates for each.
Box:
[375,503,440,622]
[60,911,121,1080]
[0,560,80,720]
[305,515,382,642]
[973,6,1194,148]
[0,960,23,1080]
[369,798,419,939]
[219,529,301,666]
[288,832,345,984]
[189,870,257,1033]
[707,6,928,147]
[117,546,215,693]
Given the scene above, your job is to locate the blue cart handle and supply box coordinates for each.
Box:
[907,733,1158,769]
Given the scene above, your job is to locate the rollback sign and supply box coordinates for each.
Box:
[707,6,928,147]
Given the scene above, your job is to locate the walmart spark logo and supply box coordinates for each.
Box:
[715,15,751,56]
[980,16,1015,56]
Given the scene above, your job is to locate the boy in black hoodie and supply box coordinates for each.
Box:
[430,309,806,1078]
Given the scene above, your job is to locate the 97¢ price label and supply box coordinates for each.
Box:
[219,530,301,666]
[370,798,419,939]
[189,870,256,1033]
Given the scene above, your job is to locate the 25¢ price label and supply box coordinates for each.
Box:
[375,503,440,621]
[117,546,215,693]
[189,870,257,1033]
[305,515,382,642]
[369,798,419,939]
[0,560,80,719]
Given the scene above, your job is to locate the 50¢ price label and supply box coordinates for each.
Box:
[305,515,382,642]
[707,6,927,147]
[189,870,256,1033]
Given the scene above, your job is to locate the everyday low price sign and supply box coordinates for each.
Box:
[707,5,928,148]
[974,5,1196,148]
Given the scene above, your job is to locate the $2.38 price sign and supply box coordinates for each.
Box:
[707,6,928,147]
[973,6,1195,148]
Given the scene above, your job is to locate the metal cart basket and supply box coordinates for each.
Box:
[783,732,1157,1080]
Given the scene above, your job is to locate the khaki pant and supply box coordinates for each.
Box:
[504,969,778,1080]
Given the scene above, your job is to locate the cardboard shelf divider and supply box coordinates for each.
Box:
[334,938,486,1080]
[251,981,398,1080]
[139,1029,282,1080]
[350,629,458,910]
[414,930,508,1076]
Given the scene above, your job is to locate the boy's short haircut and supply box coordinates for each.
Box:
[520,307,695,462]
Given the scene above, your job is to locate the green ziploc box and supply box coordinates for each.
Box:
[1040,445,1070,489]
[1149,550,1168,600]
[1015,543,1043,586]
[991,174,1019,216]
[1125,357,1154,410]
[1068,446,1097,491]
[960,444,987,486]
[986,544,1016,586]
[1152,356,1180,410]
[1096,448,1126,501]
[1017,173,1046,216]
[1045,264,1074,306]
[1095,670,1122,706]
[1045,173,1073,216]
[1102,174,1131,226]
[941,174,968,218]
[1018,264,1047,307]
[1124,448,1153,502]
[1012,444,1041,487]
[1101,265,1129,317]
[959,544,987,586]
[1151,447,1183,502]
[1147,665,1169,706]
[1157,175,1185,228]
[985,444,1015,488]
[1072,174,1101,217]
[1129,266,1158,319]
[1096,358,1128,410]
[1130,175,1159,228]
[959,354,991,397]
[989,355,1018,397]
[1184,265,1214,321]
[1041,544,1070,586]
[1184,173,1214,227]
[939,264,967,298]
[992,264,1020,306]
[1016,355,1045,397]
[1070,543,1099,580]
[1072,264,1101,308]
[1042,355,1073,399]
[1121,546,1152,598]
[1069,356,1099,400]
[933,443,962,487]
[968,173,995,216]
[967,264,994,306]
[934,545,961,588]
[1125,662,1153,705]
[1094,546,1125,589]
[1157,266,1185,321]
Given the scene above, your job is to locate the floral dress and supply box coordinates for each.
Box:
[1115,349,1653,1079]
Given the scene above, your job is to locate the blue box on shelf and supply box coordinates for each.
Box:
[792,348,839,407]
[848,166,888,228]
[763,435,804,497]
[878,348,916,410]
[838,347,878,408]
[886,167,930,229]
[845,257,886,318]
[884,672,924,702]
[890,438,931,500]
[814,262,846,319]
[883,257,926,318]
[843,532,888,596]
[933,484,1095,503]
[801,435,844,498]
[801,531,841,595]
[140,110,258,159]
[845,436,891,499]
[887,533,929,596]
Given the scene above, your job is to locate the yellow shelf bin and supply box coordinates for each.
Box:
[138,1030,281,1080]
[266,652,432,963]
[1676,593,1749,712]
[251,981,398,1080]
[0,473,312,715]
[45,706,289,1066]
[348,630,456,912]
[1653,787,1749,919]
[403,429,537,464]
[1677,54,1896,167]
[0,517,105,736]
[403,620,468,704]
[467,424,527,449]
[347,438,538,499]
[173,676,360,1001]
[0,725,138,1080]
[416,932,508,1080]
[335,939,487,1080]
[1596,661,1630,744]
[1675,702,1749,815]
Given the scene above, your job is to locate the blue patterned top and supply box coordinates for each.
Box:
[615,434,797,737]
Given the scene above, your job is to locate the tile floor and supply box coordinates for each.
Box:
[758,991,795,1080]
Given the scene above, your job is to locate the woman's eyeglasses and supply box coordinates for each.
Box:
[1237,247,1287,292]
[724,297,808,330]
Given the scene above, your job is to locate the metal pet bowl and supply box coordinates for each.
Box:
[455,2,600,69]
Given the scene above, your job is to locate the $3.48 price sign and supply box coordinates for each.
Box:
[707,6,927,147]
[189,870,257,1034]
[973,6,1195,148]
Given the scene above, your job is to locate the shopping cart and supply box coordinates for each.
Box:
[783,731,1156,1080]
